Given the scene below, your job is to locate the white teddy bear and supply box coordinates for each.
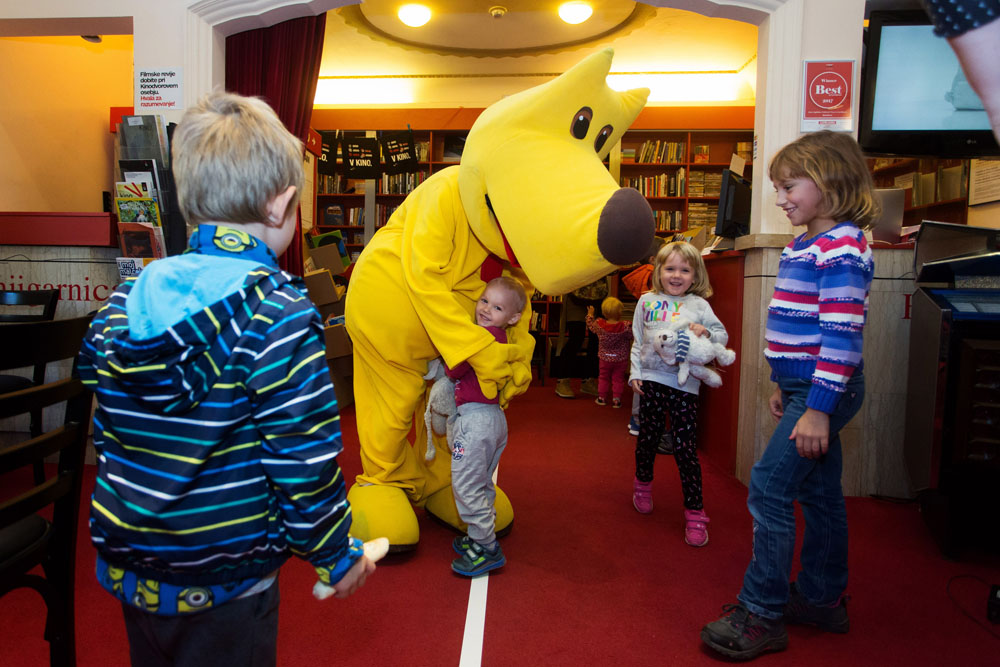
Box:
[646,321,736,388]
[422,358,456,462]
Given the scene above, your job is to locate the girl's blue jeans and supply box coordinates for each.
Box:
[737,374,865,619]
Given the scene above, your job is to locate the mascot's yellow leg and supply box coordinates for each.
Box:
[424,484,514,537]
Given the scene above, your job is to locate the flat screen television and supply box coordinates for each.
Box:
[715,169,751,239]
[859,10,1000,158]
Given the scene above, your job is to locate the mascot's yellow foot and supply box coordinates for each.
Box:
[347,484,420,552]
[423,485,514,538]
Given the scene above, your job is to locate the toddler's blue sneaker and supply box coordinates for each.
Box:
[452,541,505,577]
[627,416,640,436]
[452,535,475,555]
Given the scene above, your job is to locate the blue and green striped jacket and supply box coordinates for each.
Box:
[78,225,357,590]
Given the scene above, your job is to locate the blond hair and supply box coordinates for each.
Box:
[768,130,880,229]
[172,91,304,226]
[651,241,712,298]
[601,296,623,320]
[487,276,528,314]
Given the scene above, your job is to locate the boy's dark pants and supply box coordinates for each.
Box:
[121,580,279,666]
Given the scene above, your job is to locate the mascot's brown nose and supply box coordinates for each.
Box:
[597,187,656,266]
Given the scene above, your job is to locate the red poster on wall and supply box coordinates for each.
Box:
[801,60,854,132]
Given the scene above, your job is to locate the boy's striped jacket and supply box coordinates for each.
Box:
[764,222,874,413]
[77,225,357,589]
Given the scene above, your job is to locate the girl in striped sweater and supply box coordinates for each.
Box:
[702,130,878,661]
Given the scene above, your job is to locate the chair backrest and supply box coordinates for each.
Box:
[0,316,93,590]
[0,289,60,323]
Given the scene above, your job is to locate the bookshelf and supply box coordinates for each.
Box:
[611,129,753,235]
[867,157,969,227]
[313,129,468,262]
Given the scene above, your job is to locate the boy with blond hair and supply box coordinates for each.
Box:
[79,92,383,665]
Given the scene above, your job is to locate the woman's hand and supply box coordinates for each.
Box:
[629,378,644,395]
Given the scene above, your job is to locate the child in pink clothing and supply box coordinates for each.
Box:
[585,297,633,408]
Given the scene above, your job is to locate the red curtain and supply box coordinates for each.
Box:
[225,14,326,275]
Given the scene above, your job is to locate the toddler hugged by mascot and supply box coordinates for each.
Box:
[345,49,654,549]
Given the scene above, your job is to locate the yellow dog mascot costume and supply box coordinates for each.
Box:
[345,49,653,549]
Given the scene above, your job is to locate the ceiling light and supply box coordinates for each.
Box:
[398,4,431,28]
[558,2,593,25]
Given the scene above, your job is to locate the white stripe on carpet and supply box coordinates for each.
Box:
[459,574,489,667]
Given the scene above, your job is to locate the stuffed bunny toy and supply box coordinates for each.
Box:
[648,321,736,388]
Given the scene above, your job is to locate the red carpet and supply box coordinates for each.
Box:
[2,383,998,665]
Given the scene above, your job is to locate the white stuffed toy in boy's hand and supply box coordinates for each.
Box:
[312,537,390,600]
[649,321,736,388]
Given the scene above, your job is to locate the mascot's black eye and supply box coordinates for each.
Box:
[594,125,613,152]
[570,107,593,139]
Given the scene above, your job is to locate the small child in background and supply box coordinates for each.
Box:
[629,241,728,549]
[585,297,633,408]
[447,275,527,577]
[701,130,877,660]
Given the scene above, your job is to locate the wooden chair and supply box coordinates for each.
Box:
[0,315,94,667]
[0,289,61,483]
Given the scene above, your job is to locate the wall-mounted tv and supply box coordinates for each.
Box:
[715,169,751,240]
[858,10,999,158]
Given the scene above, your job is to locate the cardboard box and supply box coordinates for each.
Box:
[303,269,341,305]
[303,269,346,322]
[323,324,352,359]
[306,243,347,275]
[326,354,353,409]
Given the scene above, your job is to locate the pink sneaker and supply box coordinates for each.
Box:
[633,478,652,514]
[684,509,710,546]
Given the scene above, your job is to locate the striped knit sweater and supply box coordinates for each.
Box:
[77,225,358,605]
[765,222,874,413]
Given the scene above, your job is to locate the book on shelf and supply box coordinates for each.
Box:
[118,221,166,259]
[116,257,155,281]
[323,204,344,226]
[119,158,163,202]
[735,141,753,163]
[692,145,711,163]
[115,180,156,200]
[115,196,161,227]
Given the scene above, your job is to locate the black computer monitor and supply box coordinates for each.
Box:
[715,169,751,239]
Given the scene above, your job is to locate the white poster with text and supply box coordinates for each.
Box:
[136,68,184,111]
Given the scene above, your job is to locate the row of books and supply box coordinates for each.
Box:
[530,291,563,302]
[375,202,400,227]
[621,168,687,197]
[321,204,365,226]
[654,209,684,232]
[687,202,719,227]
[528,311,549,332]
[687,171,723,197]
[317,174,371,195]
[380,170,427,195]
[629,140,686,164]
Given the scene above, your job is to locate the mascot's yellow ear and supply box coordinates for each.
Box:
[458,48,655,297]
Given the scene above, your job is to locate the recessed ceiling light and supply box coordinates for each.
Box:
[558,2,593,25]
[398,4,432,28]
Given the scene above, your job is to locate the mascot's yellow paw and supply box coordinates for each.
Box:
[423,485,514,537]
[347,484,420,551]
